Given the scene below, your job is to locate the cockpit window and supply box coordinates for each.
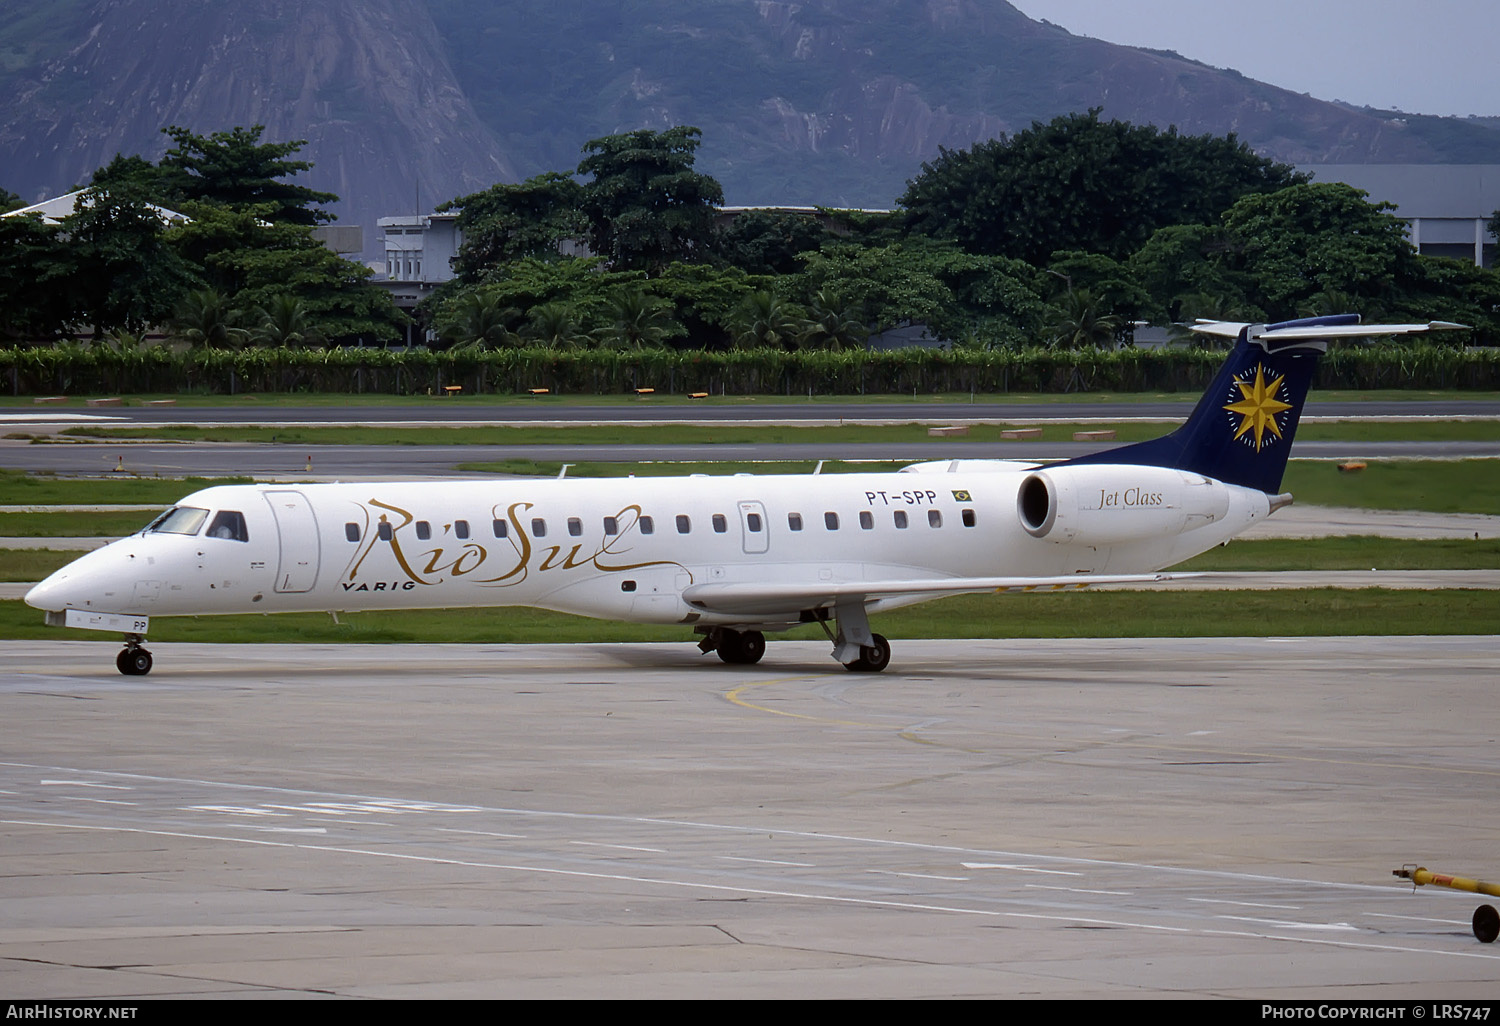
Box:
[207,510,249,542]
[148,506,209,536]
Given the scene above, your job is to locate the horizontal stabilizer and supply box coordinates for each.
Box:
[1191,318,1467,341]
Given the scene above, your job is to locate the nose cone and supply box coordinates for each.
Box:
[24,543,129,613]
[25,564,79,611]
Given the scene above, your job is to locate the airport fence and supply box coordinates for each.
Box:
[3,343,1498,397]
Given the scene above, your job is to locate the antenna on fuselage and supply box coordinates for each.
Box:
[813,460,825,475]
[557,464,572,479]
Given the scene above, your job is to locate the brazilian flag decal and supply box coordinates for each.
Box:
[952,490,972,501]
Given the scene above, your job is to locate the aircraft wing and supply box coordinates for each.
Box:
[681,574,1172,617]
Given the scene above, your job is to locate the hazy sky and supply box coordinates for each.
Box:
[1009,1,1499,117]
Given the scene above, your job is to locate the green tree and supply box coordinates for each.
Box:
[64,180,200,336]
[427,257,642,331]
[715,210,829,275]
[647,262,762,348]
[1219,183,1418,319]
[729,291,809,350]
[158,125,338,226]
[522,301,587,347]
[578,126,724,272]
[168,203,403,345]
[796,240,1052,347]
[250,293,322,348]
[0,211,75,342]
[1046,288,1124,349]
[592,288,683,349]
[1128,223,1259,325]
[900,110,1305,265]
[168,289,253,349]
[796,242,950,334]
[441,171,587,282]
[433,290,521,350]
[800,290,868,350]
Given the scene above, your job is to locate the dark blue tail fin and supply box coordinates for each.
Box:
[1059,315,1354,494]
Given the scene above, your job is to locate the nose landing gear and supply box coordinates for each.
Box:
[116,636,153,676]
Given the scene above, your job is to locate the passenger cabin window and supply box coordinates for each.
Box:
[676,514,691,534]
[858,511,873,530]
[639,515,655,535]
[345,523,360,542]
[824,512,839,530]
[603,516,618,536]
[893,510,908,529]
[712,514,727,533]
[746,512,763,533]
[206,510,248,542]
[454,520,470,539]
[378,521,393,541]
[962,508,976,528]
[416,521,431,540]
[531,518,547,538]
[149,506,208,536]
[492,519,508,539]
[928,509,943,528]
[568,517,583,537]
[788,513,803,532]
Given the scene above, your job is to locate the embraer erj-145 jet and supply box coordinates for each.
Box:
[25,315,1462,676]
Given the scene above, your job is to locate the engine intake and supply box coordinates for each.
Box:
[1017,465,1234,545]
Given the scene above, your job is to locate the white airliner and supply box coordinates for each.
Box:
[24,315,1463,675]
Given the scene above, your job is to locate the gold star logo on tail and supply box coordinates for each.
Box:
[1223,364,1294,451]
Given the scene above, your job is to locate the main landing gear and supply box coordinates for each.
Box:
[116,635,153,676]
[840,633,891,673]
[697,601,895,673]
[700,628,766,665]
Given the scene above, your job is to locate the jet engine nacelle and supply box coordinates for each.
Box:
[1017,464,1237,545]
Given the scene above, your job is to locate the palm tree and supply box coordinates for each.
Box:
[730,291,809,350]
[592,289,681,350]
[168,289,252,349]
[523,301,586,348]
[1047,288,1123,349]
[800,290,867,350]
[251,294,322,348]
[434,290,520,351]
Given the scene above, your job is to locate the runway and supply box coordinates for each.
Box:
[3,637,1498,998]
[4,438,1498,479]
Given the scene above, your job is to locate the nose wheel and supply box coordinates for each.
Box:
[116,641,153,676]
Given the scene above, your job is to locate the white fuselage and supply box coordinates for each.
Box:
[25,462,1274,629]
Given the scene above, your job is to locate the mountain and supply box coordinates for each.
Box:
[4,0,1498,253]
[0,0,514,227]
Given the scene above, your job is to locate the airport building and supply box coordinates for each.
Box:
[1300,164,1500,267]
[375,212,463,306]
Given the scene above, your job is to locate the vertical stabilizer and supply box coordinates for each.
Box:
[1058,314,1467,495]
